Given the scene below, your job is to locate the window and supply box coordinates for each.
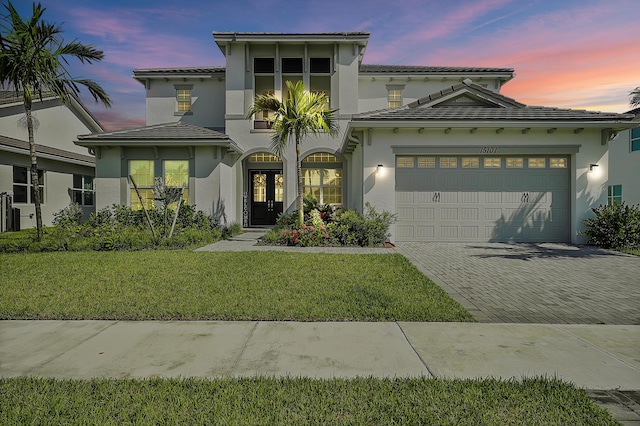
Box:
[631,128,640,152]
[440,157,457,168]
[608,185,622,205]
[302,154,342,205]
[129,160,154,210]
[72,174,94,206]
[282,58,303,73]
[249,153,281,162]
[12,166,44,204]
[462,158,479,168]
[396,157,414,168]
[484,158,501,168]
[550,158,567,168]
[417,157,435,168]
[164,160,189,207]
[254,58,275,74]
[388,89,402,108]
[528,158,545,168]
[506,158,523,168]
[310,58,331,74]
[177,90,191,111]
[174,84,193,114]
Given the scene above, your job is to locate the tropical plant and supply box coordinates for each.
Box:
[247,80,338,225]
[0,1,111,240]
[630,86,640,108]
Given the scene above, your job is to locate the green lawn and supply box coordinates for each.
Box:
[0,251,472,321]
[0,377,616,425]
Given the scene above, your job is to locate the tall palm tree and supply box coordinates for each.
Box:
[631,86,640,108]
[247,80,338,225]
[0,1,111,240]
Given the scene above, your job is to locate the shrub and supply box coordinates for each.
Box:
[52,202,82,227]
[265,202,395,247]
[581,202,640,249]
[0,203,231,253]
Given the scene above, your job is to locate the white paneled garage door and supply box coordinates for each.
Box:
[395,156,570,242]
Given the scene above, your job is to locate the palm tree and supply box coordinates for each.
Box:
[631,86,640,108]
[0,1,111,240]
[247,80,338,225]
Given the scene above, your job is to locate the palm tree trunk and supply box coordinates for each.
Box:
[296,137,304,226]
[26,104,44,241]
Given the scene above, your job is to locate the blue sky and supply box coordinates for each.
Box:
[6,0,639,130]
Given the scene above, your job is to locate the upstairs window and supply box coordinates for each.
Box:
[254,58,275,74]
[631,128,640,152]
[388,89,403,108]
[281,58,303,74]
[608,185,622,205]
[310,57,331,74]
[174,84,193,114]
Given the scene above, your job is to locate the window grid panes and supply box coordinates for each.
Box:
[440,157,457,168]
[129,160,155,210]
[164,160,189,207]
[631,128,640,152]
[506,158,523,168]
[528,158,545,168]
[418,157,435,168]
[608,185,622,205]
[396,157,414,168]
[72,174,94,206]
[177,89,191,112]
[462,158,479,168]
[302,163,343,205]
[388,89,402,108]
[250,153,281,162]
[303,153,339,162]
[484,158,501,168]
[12,166,44,204]
[550,158,567,168]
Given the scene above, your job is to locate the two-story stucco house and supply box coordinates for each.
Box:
[75,31,638,243]
[1,91,103,230]
[607,107,640,206]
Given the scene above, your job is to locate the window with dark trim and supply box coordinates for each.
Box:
[13,165,44,204]
[72,174,94,206]
[631,128,640,152]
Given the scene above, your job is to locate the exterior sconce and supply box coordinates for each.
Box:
[376,164,385,176]
[589,164,599,172]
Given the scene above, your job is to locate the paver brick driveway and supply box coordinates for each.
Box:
[396,242,640,324]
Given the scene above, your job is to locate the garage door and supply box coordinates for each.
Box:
[395,156,570,242]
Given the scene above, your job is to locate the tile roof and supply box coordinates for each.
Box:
[354,80,635,122]
[133,67,225,76]
[0,134,95,165]
[77,122,244,153]
[360,64,514,75]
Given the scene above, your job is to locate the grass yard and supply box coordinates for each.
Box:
[0,251,472,321]
[0,376,617,425]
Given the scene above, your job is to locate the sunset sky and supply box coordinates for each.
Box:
[7,0,639,131]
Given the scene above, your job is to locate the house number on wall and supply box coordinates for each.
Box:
[480,147,498,153]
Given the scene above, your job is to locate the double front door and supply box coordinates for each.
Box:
[250,170,283,226]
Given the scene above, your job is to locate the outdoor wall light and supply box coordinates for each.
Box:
[589,163,599,172]
[376,164,385,176]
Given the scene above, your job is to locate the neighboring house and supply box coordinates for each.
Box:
[75,32,637,244]
[607,107,640,206]
[0,91,103,230]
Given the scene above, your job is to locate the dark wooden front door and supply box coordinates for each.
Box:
[250,170,283,226]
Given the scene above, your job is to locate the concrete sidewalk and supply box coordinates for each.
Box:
[2,321,638,391]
